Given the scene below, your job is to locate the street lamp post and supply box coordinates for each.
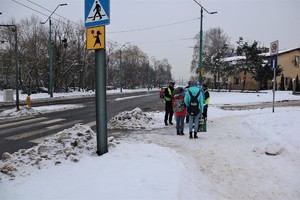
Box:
[0,24,20,110]
[193,0,217,86]
[40,3,67,97]
[119,42,130,93]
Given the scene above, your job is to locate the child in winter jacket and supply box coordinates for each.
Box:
[172,87,186,135]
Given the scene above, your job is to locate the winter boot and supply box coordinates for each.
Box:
[165,121,168,126]
[169,121,174,125]
[177,130,180,135]
[180,132,185,135]
[194,132,198,139]
[189,132,193,139]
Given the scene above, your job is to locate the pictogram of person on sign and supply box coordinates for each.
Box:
[93,30,102,47]
[93,1,102,20]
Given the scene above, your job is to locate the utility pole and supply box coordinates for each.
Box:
[193,0,217,86]
[40,3,67,97]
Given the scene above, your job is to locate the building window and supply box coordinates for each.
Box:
[234,77,240,85]
[294,56,299,67]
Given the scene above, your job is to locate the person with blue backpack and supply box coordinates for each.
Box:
[184,80,204,139]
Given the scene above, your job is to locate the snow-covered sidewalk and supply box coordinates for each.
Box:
[0,90,300,200]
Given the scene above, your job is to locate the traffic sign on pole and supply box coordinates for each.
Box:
[84,0,110,155]
[270,40,279,56]
[85,0,110,27]
[270,55,278,68]
[270,40,279,113]
[86,26,105,50]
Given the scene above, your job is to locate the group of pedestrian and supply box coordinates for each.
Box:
[164,80,210,139]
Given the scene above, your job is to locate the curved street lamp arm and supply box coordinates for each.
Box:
[193,0,217,14]
[40,3,67,24]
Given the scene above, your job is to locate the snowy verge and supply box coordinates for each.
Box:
[0,104,84,119]
[0,124,117,181]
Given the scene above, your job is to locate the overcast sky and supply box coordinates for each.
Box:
[1,0,300,83]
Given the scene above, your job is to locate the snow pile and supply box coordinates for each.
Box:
[0,106,42,118]
[0,104,84,119]
[242,107,300,157]
[108,107,164,130]
[0,124,117,180]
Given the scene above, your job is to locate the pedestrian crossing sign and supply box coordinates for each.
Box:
[85,0,110,28]
[86,26,105,50]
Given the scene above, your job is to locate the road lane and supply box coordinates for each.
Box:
[0,91,163,155]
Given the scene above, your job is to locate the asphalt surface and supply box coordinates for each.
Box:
[0,90,165,155]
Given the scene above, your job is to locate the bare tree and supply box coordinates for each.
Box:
[18,15,48,93]
[191,27,233,88]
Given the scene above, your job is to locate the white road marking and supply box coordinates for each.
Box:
[0,117,48,129]
[85,121,96,127]
[5,119,80,141]
[40,118,65,124]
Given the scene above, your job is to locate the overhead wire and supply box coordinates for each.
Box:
[108,18,200,34]
[11,0,198,47]
[26,0,83,28]
[11,0,49,19]
[136,37,195,45]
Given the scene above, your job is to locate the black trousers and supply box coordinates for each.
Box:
[164,101,173,123]
[203,105,208,118]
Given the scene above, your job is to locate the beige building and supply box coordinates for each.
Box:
[272,47,300,90]
[227,47,300,91]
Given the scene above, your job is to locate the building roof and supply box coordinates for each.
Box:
[222,47,300,62]
[260,47,300,57]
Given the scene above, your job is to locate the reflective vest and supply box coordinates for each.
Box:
[164,88,172,101]
[204,90,210,105]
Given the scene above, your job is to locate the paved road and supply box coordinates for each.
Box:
[0,91,164,155]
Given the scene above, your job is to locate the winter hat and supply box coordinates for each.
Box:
[190,80,198,86]
[178,87,184,93]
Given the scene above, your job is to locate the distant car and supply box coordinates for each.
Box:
[159,88,165,98]
[106,86,117,90]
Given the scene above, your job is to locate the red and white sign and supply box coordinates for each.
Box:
[270,40,279,56]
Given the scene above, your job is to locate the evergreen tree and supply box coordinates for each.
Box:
[191,27,233,88]
[288,79,293,91]
[296,75,299,91]
[279,74,285,91]
[236,38,264,92]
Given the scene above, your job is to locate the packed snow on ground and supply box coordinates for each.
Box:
[0,104,84,119]
[0,88,158,103]
[0,90,299,200]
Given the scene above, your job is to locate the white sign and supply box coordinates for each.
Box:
[270,40,279,56]
[85,0,110,27]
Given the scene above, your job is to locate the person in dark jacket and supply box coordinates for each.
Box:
[164,81,175,126]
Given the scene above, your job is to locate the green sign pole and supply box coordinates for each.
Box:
[95,48,108,155]
[49,19,53,97]
[120,50,122,93]
[199,8,203,86]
